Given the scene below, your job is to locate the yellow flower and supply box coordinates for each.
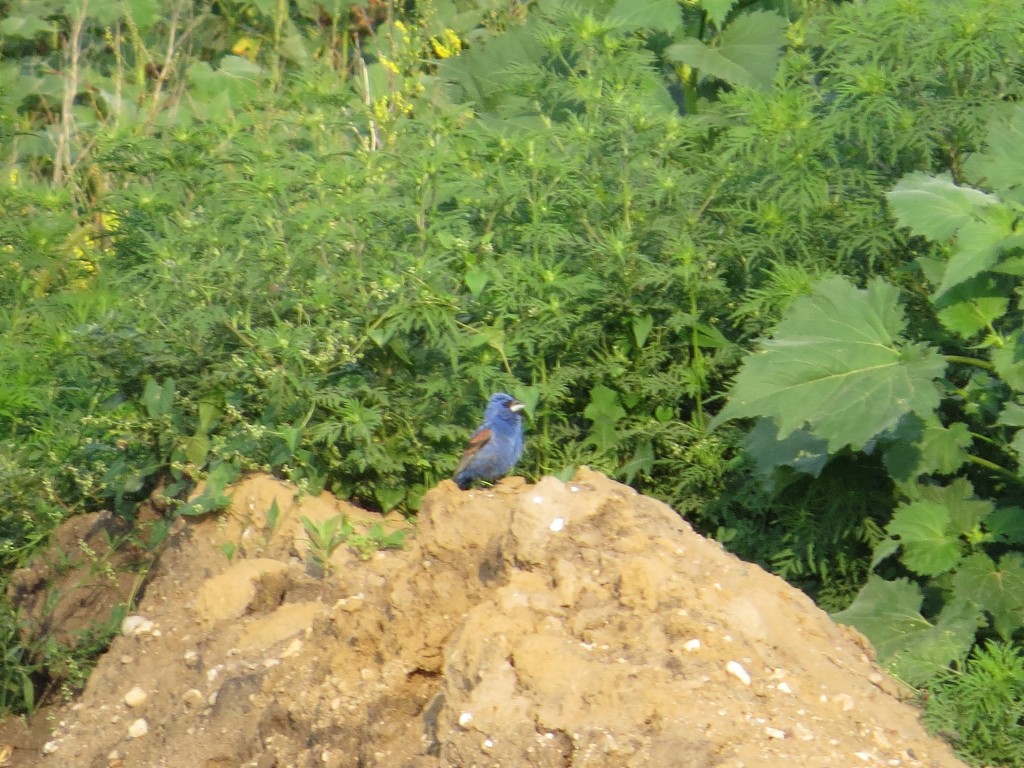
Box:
[430,28,462,60]
[380,55,400,76]
[232,36,260,59]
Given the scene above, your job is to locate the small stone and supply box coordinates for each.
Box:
[793,723,815,741]
[764,727,786,740]
[281,638,303,659]
[458,712,473,728]
[183,650,199,667]
[127,719,148,739]
[725,660,751,685]
[683,639,701,652]
[119,655,133,665]
[833,693,855,712]
[181,689,205,708]
[549,517,564,532]
[777,681,793,694]
[42,741,59,754]
[121,616,154,637]
[124,687,148,708]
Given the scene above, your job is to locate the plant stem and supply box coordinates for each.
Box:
[944,355,994,371]
[966,454,1020,482]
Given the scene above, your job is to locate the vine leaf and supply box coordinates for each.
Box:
[833,577,979,685]
[952,553,1024,640]
[609,0,682,32]
[886,172,997,242]
[712,277,945,453]
[665,11,787,91]
[887,501,960,577]
[964,104,1024,203]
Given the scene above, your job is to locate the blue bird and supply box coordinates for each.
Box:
[453,393,526,490]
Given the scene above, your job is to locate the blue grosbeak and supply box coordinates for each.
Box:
[453,393,525,489]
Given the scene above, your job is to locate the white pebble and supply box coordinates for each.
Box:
[683,639,701,652]
[42,741,59,754]
[833,693,855,711]
[726,660,751,685]
[121,615,154,637]
[458,711,473,728]
[281,638,303,658]
[532,495,544,504]
[124,687,148,708]
[765,727,786,740]
[777,681,793,694]
[128,718,149,738]
[482,739,493,749]
[549,517,564,532]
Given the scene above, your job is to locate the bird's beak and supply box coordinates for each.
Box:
[508,399,526,413]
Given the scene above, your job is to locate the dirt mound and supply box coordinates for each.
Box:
[6,470,965,767]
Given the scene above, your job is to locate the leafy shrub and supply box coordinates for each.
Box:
[715,103,1024,685]
[925,642,1024,767]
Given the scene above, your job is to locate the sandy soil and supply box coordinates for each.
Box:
[0,469,967,767]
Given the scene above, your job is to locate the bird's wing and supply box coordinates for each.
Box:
[453,426,493,476]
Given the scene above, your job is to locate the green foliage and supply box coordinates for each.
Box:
[2,3,1023,758]
[711,278,946,453]
[300,515,352,577]
[924,642,1024,767]
[301,514,404,573]
[718,102,1024,694]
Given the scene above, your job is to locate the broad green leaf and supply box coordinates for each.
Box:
[917,421,971,475]
[182,433,211,467]
[188,57,266,108]
[1011,429,1024,470]
[465,266,489,296]
[936,276,1009,339]
[743,418,829,479]
[124,0,162,32]
[984,507,1024,545]
[584,384,626,455]
[622,439,654,484]
[997,400,1024,427]
[916,478,992,537]
[143,378,175,419]
[936,211,1017,297]
[884,417,971,479]
[952,552,1024,640]
[608,0,682,32]
[0,15,56,38]
[887,501,960,576]
[632,314,654,348]
[198,400,222,433]
[964,104,1024,203]
[515,385,541,418]
[699,0,738,28]
[713,277,945,452]
[665,11,787,91]
[870,537,900,570]
[832,576,977,685]
[992,332,1024,392]
[886,172,997,242]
